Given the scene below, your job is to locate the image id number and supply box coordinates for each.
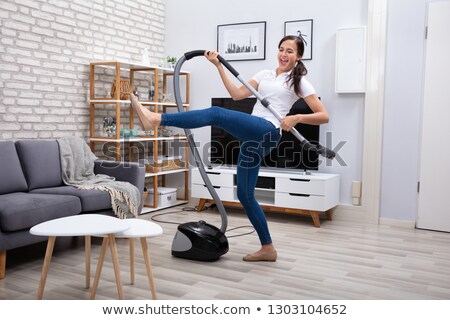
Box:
[268,304,347,315]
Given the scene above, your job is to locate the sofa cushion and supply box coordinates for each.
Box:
[0,192,81,232]
[31,186,112,212]
[15,140,63,191]
[0,141,28,195]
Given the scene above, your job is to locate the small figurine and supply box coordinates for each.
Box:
[102,117,116,137]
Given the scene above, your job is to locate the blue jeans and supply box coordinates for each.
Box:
[161,106,281,245]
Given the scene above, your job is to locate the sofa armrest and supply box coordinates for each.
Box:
[94,160,145,213]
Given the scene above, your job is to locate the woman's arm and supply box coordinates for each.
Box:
[205,51,257,101]
[280,94,329,131]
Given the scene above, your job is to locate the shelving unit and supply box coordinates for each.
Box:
[88,61,191,213]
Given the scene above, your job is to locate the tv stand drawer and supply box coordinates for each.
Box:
[275,192,326,211]
[191,183,234,202]
[276,177,325,195]
[191,168,233,186]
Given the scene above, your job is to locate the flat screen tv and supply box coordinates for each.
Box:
[210,97,320,171]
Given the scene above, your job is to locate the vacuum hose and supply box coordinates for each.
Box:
[172,53,228,233]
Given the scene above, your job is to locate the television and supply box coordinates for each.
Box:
[210,97,320,171]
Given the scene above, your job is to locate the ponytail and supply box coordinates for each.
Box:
[279,35,308,97]
[289,60,307,97]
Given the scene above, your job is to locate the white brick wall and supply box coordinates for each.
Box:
[0,0,165,140]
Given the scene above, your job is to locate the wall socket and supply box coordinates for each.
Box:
[352,180,362,206]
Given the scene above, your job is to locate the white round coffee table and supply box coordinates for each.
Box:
[30,214,130,300]
[90,218,163,300]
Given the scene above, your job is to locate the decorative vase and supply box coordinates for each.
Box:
[149,77,155,100]
[110,80,131,100]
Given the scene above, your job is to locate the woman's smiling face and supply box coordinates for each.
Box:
[277,39,301,74]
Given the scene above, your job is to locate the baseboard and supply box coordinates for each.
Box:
[332,205,416,228]
[379,217,416,228]
[332,204,377,224]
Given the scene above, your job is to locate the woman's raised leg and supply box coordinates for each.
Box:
[130,93,276,143]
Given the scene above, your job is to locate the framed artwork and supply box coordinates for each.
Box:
[284,19,313,60]
[217,21,266,61]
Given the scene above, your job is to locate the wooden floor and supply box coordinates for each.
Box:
[1,201,450,300]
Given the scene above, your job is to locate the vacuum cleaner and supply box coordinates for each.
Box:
[170,50,335,261]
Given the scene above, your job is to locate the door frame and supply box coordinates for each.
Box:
[334,0,388,224]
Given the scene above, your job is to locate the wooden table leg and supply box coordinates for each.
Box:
[90,237,109,300]
[197,198,207,212]
[85,235,91,289]
[129,238,135,285]
[325,209,334,221]
[108,234,124,300]
[0,250,6,280]
[310,211,321,228]
[140,237,157,300]
[37,236,56,300]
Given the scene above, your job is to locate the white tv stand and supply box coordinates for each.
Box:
[191,166,340,227]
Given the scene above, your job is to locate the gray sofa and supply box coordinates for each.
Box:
[0,139,145,279]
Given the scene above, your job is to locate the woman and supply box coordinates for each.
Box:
[130,35,329,262]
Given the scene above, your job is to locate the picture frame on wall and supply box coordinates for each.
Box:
[217,21,266,61]
[284,19,313,60]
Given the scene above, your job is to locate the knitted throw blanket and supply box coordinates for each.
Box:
[57,137,139,219]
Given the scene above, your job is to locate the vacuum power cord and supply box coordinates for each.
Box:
[150,206,255,238]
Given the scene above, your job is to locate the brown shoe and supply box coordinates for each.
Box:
[243,250,277,262]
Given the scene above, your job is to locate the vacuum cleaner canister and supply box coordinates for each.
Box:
[172,220,229,261]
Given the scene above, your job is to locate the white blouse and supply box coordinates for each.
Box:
[251,69,316,127]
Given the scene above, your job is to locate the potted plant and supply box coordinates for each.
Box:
[167,56,177,69]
